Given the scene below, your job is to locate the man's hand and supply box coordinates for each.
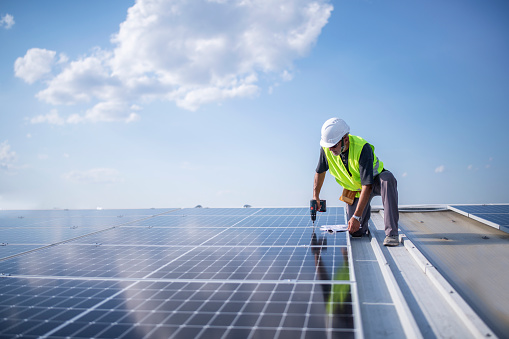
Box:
[315,199,321,211]
[348,217,361,234]
[347,184,372,234]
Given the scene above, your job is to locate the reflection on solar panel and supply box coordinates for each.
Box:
[449,204,509,231]
[0,207,359,338]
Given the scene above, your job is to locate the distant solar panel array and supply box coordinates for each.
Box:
[448,204,509,233]
[0,207,358,338]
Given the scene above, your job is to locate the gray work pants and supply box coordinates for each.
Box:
[345,170,399,237]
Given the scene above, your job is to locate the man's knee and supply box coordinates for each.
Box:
[380,171,397,187]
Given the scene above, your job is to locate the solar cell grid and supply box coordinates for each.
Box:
[472,213,509,226]
[232,215,307,228]
[0,245,42,260]
[33,216,145,228]
[0,207,358,338]
[0,242,347,282]
[145,245,349,282]
[0,210,71,219]
[0,210,178,263]
[0,222,32,229]
[176,208,262,216]
[68,227,225,246]
[0,216,54,228]
[123,215,248,228]
[0,245,186,279]
[0,278,123,337]
[0,227,112,244]
[33,281,353,339]
[250,207,309,216]
[202,227,347,247]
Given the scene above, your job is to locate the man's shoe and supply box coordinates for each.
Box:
[383,235,399,246]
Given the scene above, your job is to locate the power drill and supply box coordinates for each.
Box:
[310,199,326,226]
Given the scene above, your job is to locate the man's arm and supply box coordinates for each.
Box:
[348,143,375,233]
[313,147,328,211]
[313,171,326,211]
[348,184,372,233]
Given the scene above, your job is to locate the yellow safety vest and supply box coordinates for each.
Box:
[323,135,383,198]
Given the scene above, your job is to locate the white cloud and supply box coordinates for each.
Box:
[19,0,332,117]
[30,103,139,125]
[57,53,69,64]
[30,109,65,125]
[14,48,56,84]
[0,141,17,171]
[281,70,294,82]
[83,101,140,123]
[67,101,140,124]
[1,14,15,29]
[63,168,124,184]
[401,172,408,177]
[435,165,445,173]
[36,50,115,105]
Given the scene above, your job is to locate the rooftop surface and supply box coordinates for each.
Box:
[397,206,509,337]
[0,204,507,338]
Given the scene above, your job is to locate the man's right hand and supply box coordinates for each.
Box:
[314,197,321,211]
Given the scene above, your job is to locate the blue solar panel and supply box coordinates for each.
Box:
[449,204,509,228]
[0,245,42,260]
[0,207,357,338]
[0,227,110,244]
[124,215,249,228]
[472,213,509,227]
[449,204,509,215]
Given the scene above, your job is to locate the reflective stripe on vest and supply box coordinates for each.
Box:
[323,135,384,197]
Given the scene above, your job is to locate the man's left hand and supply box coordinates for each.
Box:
[348,217,361,234]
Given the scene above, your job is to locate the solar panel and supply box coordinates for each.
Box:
[0,245,42,260]
[449,204,509,230]
[448,204,509,215]
[0,207,358,338]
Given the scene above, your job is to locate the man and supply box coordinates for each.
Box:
[313,117,399,246]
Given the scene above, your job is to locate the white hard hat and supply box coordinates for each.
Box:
[320,118,350,147]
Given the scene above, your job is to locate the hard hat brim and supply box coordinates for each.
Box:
[319,136,341,148]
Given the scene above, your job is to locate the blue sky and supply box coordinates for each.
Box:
[1,0,508,210]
